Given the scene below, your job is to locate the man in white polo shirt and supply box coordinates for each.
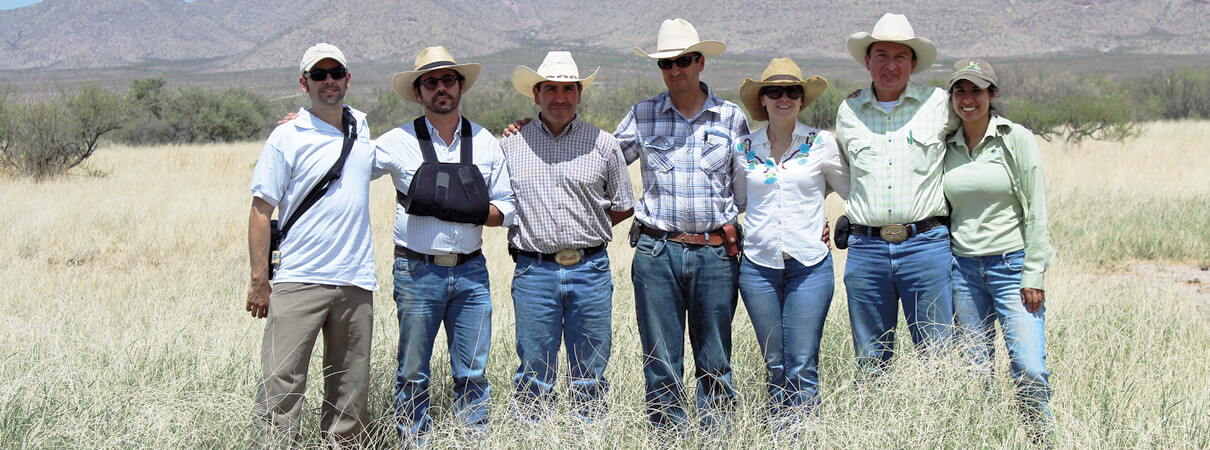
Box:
[246,43,375,447]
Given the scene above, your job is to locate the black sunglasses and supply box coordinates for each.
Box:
[418,74,463,90]
[657,54,700,70]
[305,67,347,81]
[760,85,804,100]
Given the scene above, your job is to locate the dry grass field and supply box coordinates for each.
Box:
[2,121,1208,448]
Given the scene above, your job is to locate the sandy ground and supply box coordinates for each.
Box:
[1108,261,1210,304]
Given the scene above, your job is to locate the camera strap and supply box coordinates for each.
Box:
[279,106,358,238]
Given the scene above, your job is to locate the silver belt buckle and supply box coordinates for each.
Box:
[554,249,582,266]
[433,254,459,267]
[880,224,908,243]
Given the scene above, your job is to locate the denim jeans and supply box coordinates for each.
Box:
[511,250,613,422]
[952,249,1051,428]
[844,225,954,375]
[392,254,493,445]
[738,254,834,421]
[632,233,739,432]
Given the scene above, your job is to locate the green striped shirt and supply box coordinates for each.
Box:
[834,82,959,226]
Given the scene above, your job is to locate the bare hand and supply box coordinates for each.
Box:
[277,112,300,126]
[822,219,831,250]
[246,277,271,318]
[1021,288,1045,313]
[502,118,532,137]
[847,89,862,99]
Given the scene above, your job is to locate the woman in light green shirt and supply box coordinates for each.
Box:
[943,58,1056,442]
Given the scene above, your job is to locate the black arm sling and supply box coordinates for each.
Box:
[395,116,490,226]
[268,107,358,279]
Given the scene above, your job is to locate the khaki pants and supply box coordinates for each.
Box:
[252,283,373,447]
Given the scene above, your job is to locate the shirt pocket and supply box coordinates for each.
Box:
[845,138,877,175]
[909,133,943,176]
[699,139,730,174]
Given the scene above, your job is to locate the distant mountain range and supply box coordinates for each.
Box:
[4,0,1210,71]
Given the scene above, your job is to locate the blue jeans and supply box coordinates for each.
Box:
[952,250,1051,427]
[844,225,954,375]
[738,254,834,420]
[392,254,492,445]
[632,234,739,431]
[511,250,613,422]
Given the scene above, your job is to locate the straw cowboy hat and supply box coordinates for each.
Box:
[632,18,726,60]
[846,13,937,75]
[511,51,599,99]
[739,58,829,121]
[391,46,482,103]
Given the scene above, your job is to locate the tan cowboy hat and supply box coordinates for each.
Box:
[511,51,599,99]
[632,18,726,60]
[391,46,482,103]
[739,58,829,121]
[846,13,937,75]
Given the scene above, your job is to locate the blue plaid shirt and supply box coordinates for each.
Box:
[614,83,750,233]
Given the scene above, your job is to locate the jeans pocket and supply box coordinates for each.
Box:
[1005,250,1025,272]
[588,255,611,272]
[393,257,421,275]
[514,260,534,277]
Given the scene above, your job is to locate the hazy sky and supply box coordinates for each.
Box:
[0,0,196,10]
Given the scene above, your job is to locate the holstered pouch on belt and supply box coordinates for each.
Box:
[834,215,851,250]
[721,224,741,257]
[628,220,641,248]
[268,219,281,279]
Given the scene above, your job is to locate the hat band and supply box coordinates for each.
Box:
[763,74,801,82]
[417,60,457,71]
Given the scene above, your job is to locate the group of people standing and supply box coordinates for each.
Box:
[245,12,1055,448]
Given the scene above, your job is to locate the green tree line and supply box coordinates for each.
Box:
[4,68,1210,178]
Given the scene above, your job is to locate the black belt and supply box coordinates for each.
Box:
[508,244,606,265]
[851,216,948,243]
[395,246,482,267]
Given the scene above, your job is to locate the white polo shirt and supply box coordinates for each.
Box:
[735,122,850,269]
[250,107,377,290]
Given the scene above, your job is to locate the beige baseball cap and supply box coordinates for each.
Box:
[299,43,348,75]
[948,58,997,90]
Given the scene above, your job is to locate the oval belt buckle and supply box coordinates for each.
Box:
[555,249,582,266]
[880,224,908,243]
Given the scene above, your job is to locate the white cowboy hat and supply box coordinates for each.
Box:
[511,51,600,99]
[739,58,829,121]
[845,13,937,75]
[391,46,482,103]
[632,18,726,60]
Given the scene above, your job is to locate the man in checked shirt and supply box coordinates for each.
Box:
[500,51,634,423]
[617,18,749,434]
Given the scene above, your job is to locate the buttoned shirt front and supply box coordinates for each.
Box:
[834,82,958,227]
[372,116,516,255]
[614,82,750,233]
[736,122,850,269]
[501,115,634,253]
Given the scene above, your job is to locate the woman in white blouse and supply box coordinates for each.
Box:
[734,58,850,426]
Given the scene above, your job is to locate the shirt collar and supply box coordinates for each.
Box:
[948,115,1014,148]
[537,114,580,137]
[857,81,926,111]
[292,107,343,132]
[748,121,815,148]
[657,82,722,119]
[420,115,465,144]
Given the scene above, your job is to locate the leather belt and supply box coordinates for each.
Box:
[850,216,948,244]
[510,244,606,266]
[640,225,725,246]
[395,246,482,267]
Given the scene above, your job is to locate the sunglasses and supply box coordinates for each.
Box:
[305,67,347,81]
[657,54,700,70]
[418,74,463,90]
[760,85,804,100]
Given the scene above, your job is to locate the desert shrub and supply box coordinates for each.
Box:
[1134,69,1210,120]
[115,79,275,145]
[992,68,1138,143]
[0,84,126,179]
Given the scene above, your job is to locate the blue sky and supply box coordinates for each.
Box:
[0,0,195,10]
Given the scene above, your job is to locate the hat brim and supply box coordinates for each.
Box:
[846,33,937,75]
[511,66,599,99]
[947,74,993,91]
[631,41,726,60]
[391,62,482,103]
[739,76,829,122]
